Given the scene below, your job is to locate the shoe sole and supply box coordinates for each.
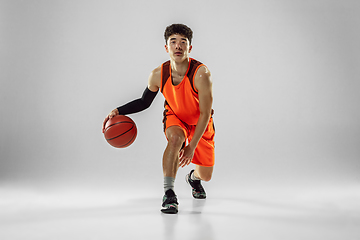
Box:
[193,193,206,199]
[161,207,178,214]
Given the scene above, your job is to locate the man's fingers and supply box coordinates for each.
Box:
[181,159,190,168]
[179,156,184,167]
[102,116,110,133]
[179,156,190,168]
[179,150,184,159]
[180,160,185,168]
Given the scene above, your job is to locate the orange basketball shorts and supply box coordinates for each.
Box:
[163,109,215,167]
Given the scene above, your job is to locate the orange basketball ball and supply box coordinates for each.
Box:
[103,115,137,148]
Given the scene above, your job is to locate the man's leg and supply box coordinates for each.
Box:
[194,165,213,182]
[186,166,213,199]
[186,116,215,197]
[161,126,185,214]
[163,126,186,178]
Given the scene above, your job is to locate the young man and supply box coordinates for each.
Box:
[102,24,215,214]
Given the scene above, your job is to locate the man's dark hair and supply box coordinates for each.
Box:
[164,24,193,45]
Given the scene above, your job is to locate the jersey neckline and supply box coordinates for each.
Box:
[169,58,192,87]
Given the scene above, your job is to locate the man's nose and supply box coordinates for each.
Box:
[175,43,182,49]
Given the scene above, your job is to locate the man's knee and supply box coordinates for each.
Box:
[199,172,212,182]
[195,167,213,182]
[166,126,185,148]
[200,174,212,182]
[167,134,184,147]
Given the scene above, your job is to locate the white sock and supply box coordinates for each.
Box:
[164,176,175,192]
[191,171,201,181]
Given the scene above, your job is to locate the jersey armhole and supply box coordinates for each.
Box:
[160,61,171,93]
[191,64,205,93]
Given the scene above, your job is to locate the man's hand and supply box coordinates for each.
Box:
[179,145,195,168]
[102,108,119,133]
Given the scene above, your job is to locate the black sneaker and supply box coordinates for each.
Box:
[186,170,206,199]
[161,189,179,214]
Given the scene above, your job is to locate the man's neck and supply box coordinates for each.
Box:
[170,57,190,77]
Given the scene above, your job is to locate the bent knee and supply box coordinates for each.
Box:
[196,167,213,182]
[166,126,185,148]
[167,134,185,148]
[197,172,212,182]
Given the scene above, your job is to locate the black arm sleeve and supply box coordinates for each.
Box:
[117,87,158,115]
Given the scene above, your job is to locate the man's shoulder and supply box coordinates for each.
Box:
[151,59,170,74]
[151,65,162,76]
[194,63,212,91]
[195,62,211,80]
[148,65,162,90]
[196,65,210,75]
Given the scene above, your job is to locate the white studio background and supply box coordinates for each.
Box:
[1,0,359,199]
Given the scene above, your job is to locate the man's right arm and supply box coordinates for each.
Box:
[116,66,161,115]
[102,67,161,133]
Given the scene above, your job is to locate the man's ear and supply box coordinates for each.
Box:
[189,45,193,53]
[165,44,169,53]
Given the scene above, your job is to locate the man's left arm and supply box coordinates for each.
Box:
[179,66,213,167]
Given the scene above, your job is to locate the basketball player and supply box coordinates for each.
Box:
[102,24,215,214]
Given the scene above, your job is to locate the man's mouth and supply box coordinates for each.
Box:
[175,52,182,55]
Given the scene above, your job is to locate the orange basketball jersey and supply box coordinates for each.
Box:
[160,58,205,125]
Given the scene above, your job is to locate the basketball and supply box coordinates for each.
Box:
[103,115,137,148]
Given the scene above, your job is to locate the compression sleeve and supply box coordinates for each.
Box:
[117,87,158,115]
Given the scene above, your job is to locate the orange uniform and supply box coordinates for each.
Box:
[161,58,215,167]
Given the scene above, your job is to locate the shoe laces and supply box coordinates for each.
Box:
[164,195,178,205]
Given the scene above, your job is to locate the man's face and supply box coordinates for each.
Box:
[165,34,192,61]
